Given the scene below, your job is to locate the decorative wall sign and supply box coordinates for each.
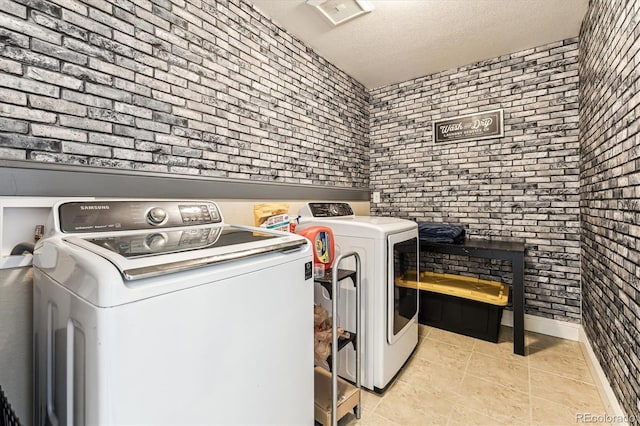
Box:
[433,109,504,143]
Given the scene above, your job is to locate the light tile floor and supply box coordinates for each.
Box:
[341,325,608,426]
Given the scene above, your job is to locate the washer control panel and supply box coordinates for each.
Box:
[58,200,222,233]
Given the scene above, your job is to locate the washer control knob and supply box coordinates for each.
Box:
[147,207,167,225]
[145,233,167,251]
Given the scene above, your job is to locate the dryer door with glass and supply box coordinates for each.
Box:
[387,229,419,344]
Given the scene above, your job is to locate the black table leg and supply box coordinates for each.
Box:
[512,254,525,355]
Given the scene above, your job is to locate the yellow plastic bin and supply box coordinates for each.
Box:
[397,271,510,342]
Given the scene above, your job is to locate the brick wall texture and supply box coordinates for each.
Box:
[0,0,369,186]
[580,0,640,419]
[2,0,640,416]
[368,39,581,322]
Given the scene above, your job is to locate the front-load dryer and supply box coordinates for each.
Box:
[297,202,418,392]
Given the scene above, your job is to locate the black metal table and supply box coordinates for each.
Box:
[419,238,526,356]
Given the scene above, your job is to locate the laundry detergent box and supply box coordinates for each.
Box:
[253,203,291,232]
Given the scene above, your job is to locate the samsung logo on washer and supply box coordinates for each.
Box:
[80,205,110,210]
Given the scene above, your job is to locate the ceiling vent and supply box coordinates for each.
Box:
[306,0,374,26]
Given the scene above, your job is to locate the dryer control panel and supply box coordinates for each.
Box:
[58,200,222,233]
[302,202,354,218]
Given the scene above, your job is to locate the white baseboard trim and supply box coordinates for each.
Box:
[501,310,581,341]
[579,327,630,425]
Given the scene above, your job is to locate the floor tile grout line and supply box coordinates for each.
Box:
[363,390,383,415]
[471,346,529,364]
[461,371,531,397]
[528,349,608,422]
[528,365,598,387]
[445,334,470,426]
[369,408,398,425]
[422,335,476,350]
[531,393,604,418]
[528,348,585,361]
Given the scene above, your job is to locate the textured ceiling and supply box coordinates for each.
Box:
[249,0,588,89]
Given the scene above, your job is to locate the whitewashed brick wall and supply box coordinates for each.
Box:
[580,0,640,419]
[369,39,581,322]
[0,0,369,187]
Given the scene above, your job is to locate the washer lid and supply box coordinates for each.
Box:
[64,225,307,281]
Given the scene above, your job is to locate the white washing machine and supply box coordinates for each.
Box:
[33,199,314,425]
[297,202,418,392]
